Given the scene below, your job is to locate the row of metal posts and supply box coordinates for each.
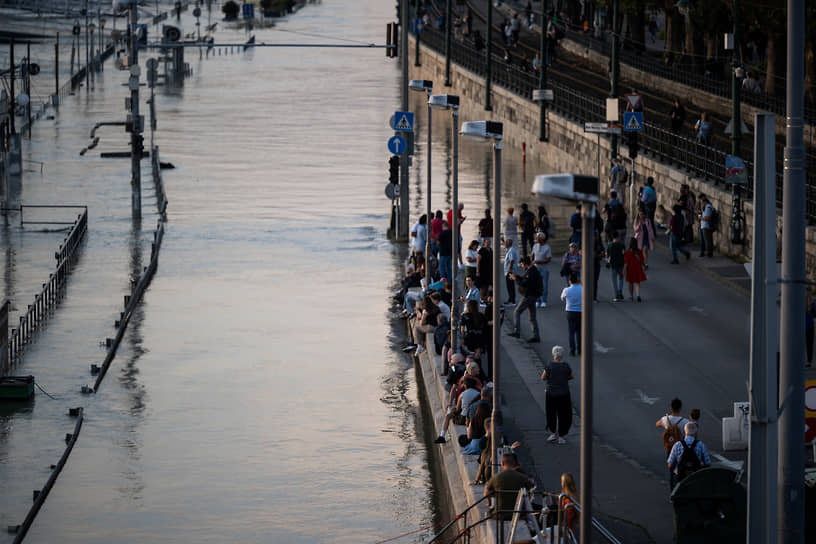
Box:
[6,210,88,365]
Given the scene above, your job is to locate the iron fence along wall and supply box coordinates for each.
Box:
[419,28,816,223]
[5,207,88,366]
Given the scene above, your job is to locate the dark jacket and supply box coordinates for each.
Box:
[517,265,543,298]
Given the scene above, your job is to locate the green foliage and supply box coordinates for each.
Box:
[222,0,240,19]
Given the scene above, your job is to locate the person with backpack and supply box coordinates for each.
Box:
[508,256,542,343]
[603,191,627,244]
[669,204,691,263]
[667,422,711,489]
[656,398,690,488]
[698,195,715,257]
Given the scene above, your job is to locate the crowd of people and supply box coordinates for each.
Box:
[393,174,727,528]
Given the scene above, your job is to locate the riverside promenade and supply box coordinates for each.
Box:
[406,234,816,543]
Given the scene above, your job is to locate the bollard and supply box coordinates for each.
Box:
[7,525,20,534]
[90,364,100,375]
[32,490,40,501]
[81,385,93,394]
[124,295,130,307]
[68,407,81,416]
[106,337,113,347]
[65,433,72,443]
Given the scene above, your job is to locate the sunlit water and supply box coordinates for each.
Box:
[0,2,567,542]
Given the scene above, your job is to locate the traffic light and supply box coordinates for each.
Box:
[626,132,639,159]
[389,155,400,184]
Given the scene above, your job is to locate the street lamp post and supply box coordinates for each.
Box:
[430,94,460,351]
[409,80,434,287]
[460,120,503,473]
[532,174,600,544]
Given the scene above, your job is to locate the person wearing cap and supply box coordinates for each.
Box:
[560,242,581,285]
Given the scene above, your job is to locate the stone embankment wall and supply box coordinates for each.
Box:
[409,37,816,283]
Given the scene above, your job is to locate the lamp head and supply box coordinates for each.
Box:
[532,173,599,204]
[409,79,433,93]
[428,94,460,110]
[460,121,503,142]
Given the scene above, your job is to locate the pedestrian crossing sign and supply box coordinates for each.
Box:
[623,112,643,132]
[393,111,415,132]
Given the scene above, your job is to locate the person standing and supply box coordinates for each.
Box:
[478,208,493,246]
[667,423,711,488]
[532,232,552,308]
[541,345,574,444]
[669,98,685,134]
[503,238,519,306]
[429,210,444,259]
[560,274,582,356]
[519,203,537,259]
[465,240,479,281]
[438,221,453,283]
[623,237,647,302]
[569,204,582,248]
[640,177,658,228]
[669,204,691,263]
[508,256,542,343]
[632,209,655,269]
[475,238,493,291]
[447,203,466,264]
[410,214,428,264]
[656,397,690,489]
[606,230,626,301]
[698,195,714,257]
[503,207,518,249]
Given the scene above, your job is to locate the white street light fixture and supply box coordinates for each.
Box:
[408,80,434,286]
[428,93,459,110]
[460,119,503,476]
[532,173,599,544]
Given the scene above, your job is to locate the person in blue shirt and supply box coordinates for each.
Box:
[560,274,582,356]
[667,422,711,487]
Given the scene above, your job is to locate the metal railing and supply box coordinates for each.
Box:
[151,146,168,216]
[418,28,816,224]
[5,206,88,365]
[56,43,116,99]
[560,25,816,124]
[92,219,164,392]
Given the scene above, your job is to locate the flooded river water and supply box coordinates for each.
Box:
[0,2,563,542]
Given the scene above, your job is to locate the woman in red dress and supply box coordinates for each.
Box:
[623,237,647,302]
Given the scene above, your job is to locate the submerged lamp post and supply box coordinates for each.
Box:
[532,173,599,544]
[429,93,460,351]
[409,79,434,287]
[460,120,502,474]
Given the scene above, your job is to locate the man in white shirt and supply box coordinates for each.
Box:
[411,214,428,261]
[532,232,552,308]
[503,238,519,306]
[698,196,714,257]
[560,274,582,356]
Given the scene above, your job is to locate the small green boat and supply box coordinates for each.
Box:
[0,376,35,400]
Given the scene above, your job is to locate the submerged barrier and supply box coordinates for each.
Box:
[91,219,164,392]
[5,206,88,367]
[9,407,84,543]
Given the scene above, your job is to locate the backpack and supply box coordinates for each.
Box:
[709,207,720,232]
[676,439,702,481]
[608,202,626,230]
[662,415,683,452]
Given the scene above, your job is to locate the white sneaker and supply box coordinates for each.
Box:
[557,437,566,445]
[541,302,547,308]
[416,345,426,355]
[547,433,558,442]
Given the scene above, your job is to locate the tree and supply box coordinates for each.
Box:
[222,0,240,20]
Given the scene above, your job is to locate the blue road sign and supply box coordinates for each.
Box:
[242,3,254,19]
[388,135,407,155]
[393,111,414,132]
[623,112,643,132]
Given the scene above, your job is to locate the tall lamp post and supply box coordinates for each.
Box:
[409,79,434,287]
[430,93,460,351]
[460,120,503,473]
[532,173,599,544]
